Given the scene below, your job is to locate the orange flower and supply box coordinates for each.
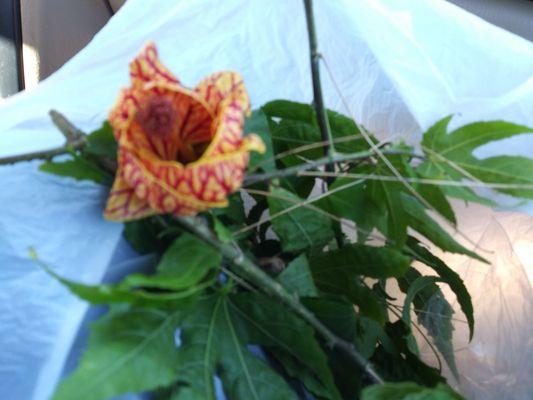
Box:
[104,43,265,221]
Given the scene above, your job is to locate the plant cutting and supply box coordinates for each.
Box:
[3,1,532,399]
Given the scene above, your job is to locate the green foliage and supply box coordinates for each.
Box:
[175,292,299,399]
[244,109,276,172]
[362,383,464,400]
[43,103,533,400]
[419,116,533,200]
[37,232,219,309]
[276,254,318,297]
[373,321,445,386]
[54,307,182,400]
[42,270,207,309]
[401,194,486,263]
[124,217,176,254]
[308,245,404,324]
[406,238,474,341]
[40,153,111,184]
[156,233,222,286]
[40,121,117,184]
[302,297,358,341]
[399,272,458,379]
[268,186,334,252]
[262,100,369,158]
[311,244,411,279]
[84,121,117,159]
[231,293,341,399]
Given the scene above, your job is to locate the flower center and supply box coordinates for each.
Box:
[135,96,176,138]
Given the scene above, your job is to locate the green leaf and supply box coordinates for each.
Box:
[420,291,458,379]
[177,293,298,400]
[401,276,443,329]
[262,100,315,126]
[213,192,247,225]
[316,176,366,221]
[123,217,176,254]
[464,155,533,198]
[420,116,533,199]
[270,119,325,166]
[40,155,110,183]
[302,297,358,341]
[262,100,367,157]
[54,308,182,400]
[311,244,411,279]
[309,244,409,324]
[316,175,387,242]
[211,215,234,243]
[369,178,408,247]
[407,238,474,341]
[416,184,456,225]
[40,121,117,184]
[422,117,532,157]
[84,121,117,159]
[269,350,333,399]
[156,233,221,287]
[279,173,316,199]
[311,274,386,324]
[401,193,487,263]
[35,251,208,308]
[170,386,206,400]
[400,273,458,378]
[374,321,445,386]
[276,254,318,297]
[354,316,386,359]
[41,267,207,308]
[268,186,334,253]
[362,382,464,400]
[230,293,341,399]
[245,109,275,172]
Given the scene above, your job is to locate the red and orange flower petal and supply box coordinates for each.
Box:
[105,43,265,221]
[122,83,213,163]
[108,88,142,142]
[120,149,213,216]
[104,160,155,221]
[129,42,179,88]
[115,134,264,217]
[109,43,182,143]
[201,89,251,159]
[195,71,250,116]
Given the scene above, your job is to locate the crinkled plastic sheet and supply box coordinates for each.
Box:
[0,162,123,400]
[411,201,533,400]
[0,1,531,399]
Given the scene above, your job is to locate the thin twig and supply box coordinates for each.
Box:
[298,170,533,190]
[249,133,364,173]
[0,110,117,174]
[0,109,87,165]
[389,302,467,324]
[172,215,384,384]
[0,139,86,165]
[49,109,86,143]
[243,148,419,186]
[237,182,363,237]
